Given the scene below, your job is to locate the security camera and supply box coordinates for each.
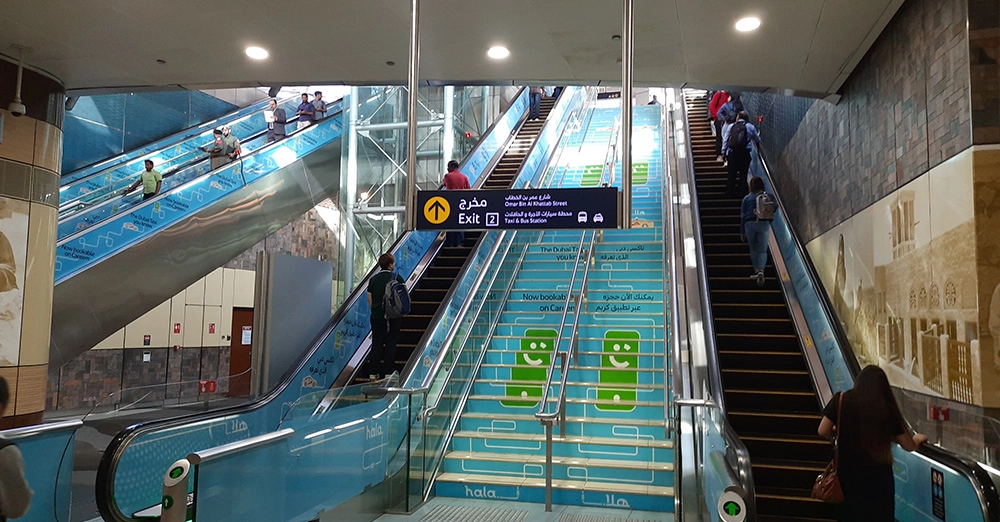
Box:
[7,102,25,117]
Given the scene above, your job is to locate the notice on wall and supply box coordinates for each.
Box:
[142,351,151,363]
[416,187,619,231]
[242,326,252,345]
[143,334,150,346]
[209,323,216,334]
[173,323,181,334]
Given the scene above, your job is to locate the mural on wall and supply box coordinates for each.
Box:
[0,196,28,366]
[807,149,986,405]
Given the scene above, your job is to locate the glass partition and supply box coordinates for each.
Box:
[96,86,545,522]
[0,421,81,522]
[60,94,306,199]
[177,86,590,521]
[667,87,756,521]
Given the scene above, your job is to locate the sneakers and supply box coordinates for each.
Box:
[755,271,765,287]
[716,155,724,163]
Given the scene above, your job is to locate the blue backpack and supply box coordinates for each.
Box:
[384,272,410,318]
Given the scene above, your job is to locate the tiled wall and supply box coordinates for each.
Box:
[226,202,341,275]
[741,0,973,241]
[46,267,254,411]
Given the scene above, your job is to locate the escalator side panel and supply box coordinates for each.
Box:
[51,137,343,369]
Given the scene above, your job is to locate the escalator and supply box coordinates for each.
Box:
[59,95,302,194]
[357,97,556,382]
[93,87,577,522]
[683,90,1000,522]
[685,92,835,521]
[50,107,346,369]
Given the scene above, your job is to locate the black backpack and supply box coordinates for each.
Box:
[727,120,748,151]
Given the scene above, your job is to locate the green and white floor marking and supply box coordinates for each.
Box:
[502,328,556,407]
[597,330,640,411]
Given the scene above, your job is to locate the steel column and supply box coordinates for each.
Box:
[405,0,421,230]
[621,0,634,228]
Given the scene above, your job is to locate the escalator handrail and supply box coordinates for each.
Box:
[56,105,345,262]
[750,140,1000,522]
[60,93,303,188]
[676,91,757,508]
[58,99,336,220]
[95,87,530,522]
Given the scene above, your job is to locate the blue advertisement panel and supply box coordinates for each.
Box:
[54,114,344,284]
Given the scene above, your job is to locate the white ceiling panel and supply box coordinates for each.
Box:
[0,0,906,95]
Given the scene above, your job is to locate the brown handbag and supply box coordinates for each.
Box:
[812,394,845,503]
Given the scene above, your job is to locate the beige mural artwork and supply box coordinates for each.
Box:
[0,196,28,367]
[808,149,987,406]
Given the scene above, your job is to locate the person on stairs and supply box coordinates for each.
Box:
[723,111,759,196]
[367,253,405,379]
[740,176,773,287]
[709,90,729,161]
[442,160,470,247]
[528,86,548,120]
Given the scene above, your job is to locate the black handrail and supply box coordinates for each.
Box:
[751,141,1000,522]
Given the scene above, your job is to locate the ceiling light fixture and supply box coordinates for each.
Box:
[487,46,510,59]
[735,17,761,32]
[245,46,269,60]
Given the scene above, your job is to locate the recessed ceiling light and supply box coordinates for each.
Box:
[735,17,761,32]
[245,46,269,60]
[487,46,510,59]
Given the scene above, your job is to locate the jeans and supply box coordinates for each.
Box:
[727,148,751,195]
[370,312,401,376]
[445,231,465,247]
[745,220,771,271]
[713,119,724,156]
[529,92,542,120]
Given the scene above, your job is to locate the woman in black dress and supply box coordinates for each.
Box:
[818,366,927,521]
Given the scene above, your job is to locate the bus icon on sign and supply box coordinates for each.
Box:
[578,211,588,223]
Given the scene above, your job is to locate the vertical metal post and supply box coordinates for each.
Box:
[545,422,553,512]
[345,86,359,290]
[405,0,421,230]
[621,0,634,228]
[443,85,455,170]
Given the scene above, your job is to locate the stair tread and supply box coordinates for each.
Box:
[467,394,664,407]
[476,378,664,389]
[462,411,665,426]
[452,430,674,448]
[436,472,675,496]
[443,451,673,471]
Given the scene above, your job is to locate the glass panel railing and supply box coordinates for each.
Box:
[96,87,537,522]
[59,95,305,196]
[54,108,345,284]
[0,420,81,522]
[57,119,273,235]
[176,86,592,521]
[747,121,1000,521]
[668,88,756,521]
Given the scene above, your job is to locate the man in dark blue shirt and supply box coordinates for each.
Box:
[296,93,315,131]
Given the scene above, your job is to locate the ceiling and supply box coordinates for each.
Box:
[1,0,905,96]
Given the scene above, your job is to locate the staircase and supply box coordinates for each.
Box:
[684,91,835,522]
[357,97,557,383]
[434,106,674,512]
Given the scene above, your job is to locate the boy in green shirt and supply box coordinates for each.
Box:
[127,160,162,200]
